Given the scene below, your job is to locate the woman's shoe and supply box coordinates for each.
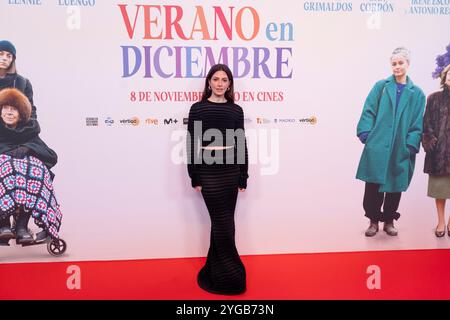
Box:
[16,228,34,244]
[0,218,14,240]
[15,211,33,244]
[365,221,379,237]
[383,221,398,236]
[0,226,14,240]
[435,226,445,238]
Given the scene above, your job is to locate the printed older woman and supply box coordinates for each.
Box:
[0,88,62,245]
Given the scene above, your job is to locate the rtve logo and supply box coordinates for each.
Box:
[145,118,159,125]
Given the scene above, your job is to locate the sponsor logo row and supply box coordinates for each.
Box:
[86,117,318,127]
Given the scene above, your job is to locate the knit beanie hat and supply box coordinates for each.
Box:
[0,40,16,58]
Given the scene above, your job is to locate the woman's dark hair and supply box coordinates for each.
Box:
[8,59,17,74]
[201,64,234,103]
[0,57,16,74]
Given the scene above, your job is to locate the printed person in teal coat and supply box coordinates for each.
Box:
[356,47,426,237]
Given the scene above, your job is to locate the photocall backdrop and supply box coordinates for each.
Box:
[1,0,449,263]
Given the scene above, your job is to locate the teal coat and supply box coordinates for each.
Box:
[356,75,425,192]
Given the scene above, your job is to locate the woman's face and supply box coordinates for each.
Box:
[1,105,20,128]
[0,51,13,71]
[391,56,409,79]
[208,70,230,98]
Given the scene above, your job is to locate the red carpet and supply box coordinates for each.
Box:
[1,249,449,300]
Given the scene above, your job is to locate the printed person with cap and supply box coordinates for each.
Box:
[0,40,37,119]
[0,88,61,245]
[356,47,426,237]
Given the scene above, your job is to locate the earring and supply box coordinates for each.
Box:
[208,86,211,90]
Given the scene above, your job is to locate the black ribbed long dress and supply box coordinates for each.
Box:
[187,100,248,295]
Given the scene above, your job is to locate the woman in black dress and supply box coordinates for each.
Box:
[187,64,248,295]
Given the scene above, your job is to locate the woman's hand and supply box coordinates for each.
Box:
[239,188,246,192]
[194,186,202,192]
[422,135,437,153]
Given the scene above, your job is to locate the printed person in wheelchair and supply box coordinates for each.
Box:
[0,88,62,246]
